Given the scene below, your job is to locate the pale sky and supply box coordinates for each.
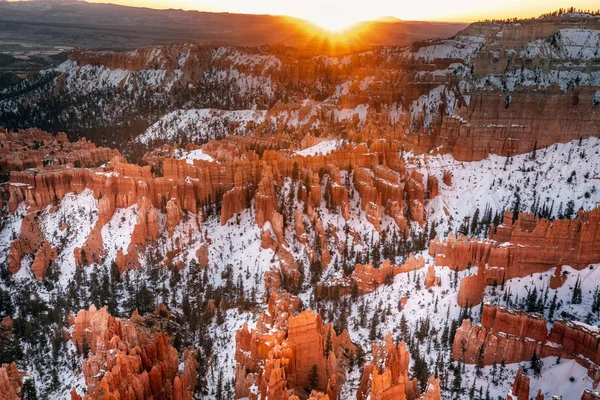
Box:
[86,0,600,28]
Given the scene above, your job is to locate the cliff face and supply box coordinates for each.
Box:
[405,15,600,161]
[507,369,531,400]
[453,304,600,385]
[70,305,197,400]
[235,291,356,400]
[430,208,600,306]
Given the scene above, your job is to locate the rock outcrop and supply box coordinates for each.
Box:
[31,240,57,280]
[507,369,530,400]
[357,333,441,400]
[454,304,600,384]
[316,254,425,298]
[235,291,356,400]
[70,305,197,400]
[431,208,600,306]
[0,363,25,400]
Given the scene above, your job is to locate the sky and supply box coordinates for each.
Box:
[84,0,600,28]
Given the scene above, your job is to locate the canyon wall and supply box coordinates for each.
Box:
[430,208,600,306]
[453,304,600,385]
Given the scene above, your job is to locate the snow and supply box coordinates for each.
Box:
[174,148,215,164]
[137,108,268,144]
[212,47,282,73]
[101,205,137,263]
[410,85,456,130]
[333,104,369,124]
[414,137,600,234]
[205,207,273,293]
[521,29,600,61]
[484,263,600,328]
[294,140,345,157]
[413,35,486,63]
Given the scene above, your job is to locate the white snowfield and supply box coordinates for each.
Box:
[137,108,268,144]
[174,148,215,164]
[294,140,345,157]
[521,29,600,60]
[415,137,600,234]
[412,35,486,63]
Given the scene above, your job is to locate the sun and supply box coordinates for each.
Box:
[306,14,365,32]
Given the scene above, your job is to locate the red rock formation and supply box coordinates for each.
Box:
[453,304,547,365]
[426,175,439,199]
[166,199,181,237]
[442,171,452,187]
[454,304,600,384]
[357,333,440,400]
[549,265,567,290]
[425,265,439,289]
[0,363,25,400]
[456,267,486,308]
[8,211,43,274]
[70,305,197,400]
[431,207,600,306]
[0,129,118,173]
[235,291,355,400]
[31,240,57,280]
[507,369,530,400]
[317,255,425,298]
[221,187,249,225]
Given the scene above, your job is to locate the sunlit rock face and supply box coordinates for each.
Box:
[430,208,600,306]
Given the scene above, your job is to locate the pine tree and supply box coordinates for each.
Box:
[215,370,224,400]
[22,378,37,400]
[572,276,582,304]
[324,327,333,359]
[451,364,463,394]
[308,364,319,391]
[476,345,485,377]
[530,349,543,377]
[470,208,480,235]
[369,311,378,341]
[548,292,558,322]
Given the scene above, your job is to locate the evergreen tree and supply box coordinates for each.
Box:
[215,370,224,400]
[308,364,319,391]
[324,327,333,359]
[22,378,37,400]
[530,349,543,377]
[470,208,480,235]
[475,345,485,377]
[452,364,463,395]
[572,276,582,304]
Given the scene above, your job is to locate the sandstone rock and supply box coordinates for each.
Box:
[425,265,439,289]
[432,207,600,306]
[357,333,426,400]
[166,199,182,237]
[70,305,195,400]
[235,291,350,400]
[31,240,57,280]
[508,369,530,400]
[0,363,25,400]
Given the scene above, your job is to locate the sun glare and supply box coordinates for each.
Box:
[306,14,365,32]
